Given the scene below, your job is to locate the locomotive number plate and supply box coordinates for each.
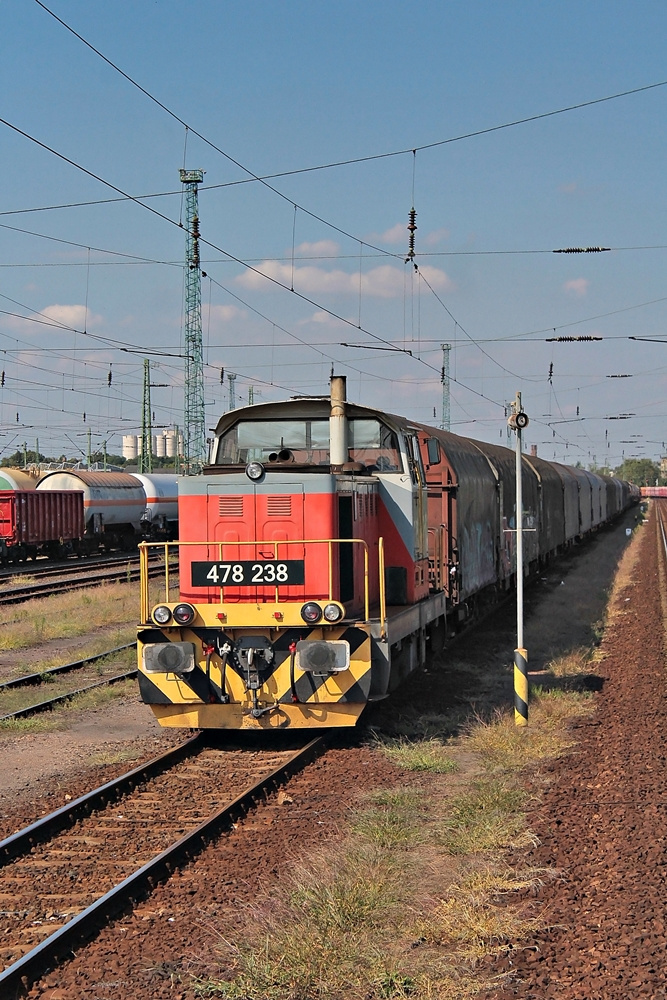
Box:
[191,560,305,588]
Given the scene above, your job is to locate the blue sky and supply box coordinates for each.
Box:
[1,0,667,469]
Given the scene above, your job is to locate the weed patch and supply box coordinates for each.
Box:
[374,736,459,774]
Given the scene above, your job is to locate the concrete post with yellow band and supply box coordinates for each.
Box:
[514,647,528,727]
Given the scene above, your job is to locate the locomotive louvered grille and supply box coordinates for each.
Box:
[267,495,292,517]
[219,496,244,518]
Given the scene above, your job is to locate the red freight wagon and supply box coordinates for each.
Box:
[0,490,85,562]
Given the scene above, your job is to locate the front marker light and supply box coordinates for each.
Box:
[173,603,196,625]
[152,604,172,625]
[300,602,322,623]
[323,602,344,623]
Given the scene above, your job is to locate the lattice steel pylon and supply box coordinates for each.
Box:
[440,343,451,431]
[139,358,153,473]
[180,168,206,475]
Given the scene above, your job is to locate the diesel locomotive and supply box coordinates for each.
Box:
[136,377,637,730]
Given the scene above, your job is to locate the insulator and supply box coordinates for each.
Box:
[16,413,19,423]
[83,412,86,422]
[220,367,225,384]
[406,208,417,260]
[107,370,112,386]
[0,371,4,386]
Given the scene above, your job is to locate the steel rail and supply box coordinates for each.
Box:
[0,563,170,605]
[0,669,138,722]
[0,642,137,691]
[0,735,325,997]
[0,553,142,581]
[0,734,203,866]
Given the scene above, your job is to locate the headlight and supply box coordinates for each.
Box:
[173,603,196,625]
[300,602,322,623]
[152,604,172,625]
[323,602,344,623]
[246,461,265,481]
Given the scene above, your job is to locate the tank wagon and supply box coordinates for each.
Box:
[136,377,637,731]
[129,473,179,539]
[37,471,146,551]
[0,470,182,563]
[0,468,39,491]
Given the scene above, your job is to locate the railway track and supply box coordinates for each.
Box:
[0,553,139,581]
[0,733,325,995]
[0,643,137,723]
[0,555,175,605]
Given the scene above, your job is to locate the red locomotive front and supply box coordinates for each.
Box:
[137,377,435,729]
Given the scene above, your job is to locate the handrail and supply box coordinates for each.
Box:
[427,524,446,593]
[378,536,386,640]
[139,537,375,622]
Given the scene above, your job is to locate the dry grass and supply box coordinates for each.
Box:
[463,689,593,773]
[0,678,137,734]
[546,647,593,677]
[374,736,459,774]
[0,583,138,651]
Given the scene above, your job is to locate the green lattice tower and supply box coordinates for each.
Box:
[139,357,153,473]
[180,168,206,475]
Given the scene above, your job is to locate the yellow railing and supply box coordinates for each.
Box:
[139,537,383,624]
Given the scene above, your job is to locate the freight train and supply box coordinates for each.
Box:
[136,377,638,731]
[0,470,179,563]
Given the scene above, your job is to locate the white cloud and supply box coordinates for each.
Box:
[563,278,589,298]
[209,304,246,323]
[299,310,346,326]
[237,261,453,298]
[38,304,100,329]
[423,227,450,247]
[295,240,340,257]
[0,303,102,335]
[369,223,449,249]
[376,223,406,245]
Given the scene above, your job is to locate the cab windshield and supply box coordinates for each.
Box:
[214,417,402,472]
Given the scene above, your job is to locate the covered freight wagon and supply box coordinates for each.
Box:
[0,490,84,562]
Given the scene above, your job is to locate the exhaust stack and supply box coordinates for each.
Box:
[330,375,348,467]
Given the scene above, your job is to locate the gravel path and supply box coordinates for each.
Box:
[487,503,667,999]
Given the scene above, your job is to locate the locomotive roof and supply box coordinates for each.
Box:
[212,397,415,436]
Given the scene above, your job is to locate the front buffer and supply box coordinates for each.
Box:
[137,602,373,730]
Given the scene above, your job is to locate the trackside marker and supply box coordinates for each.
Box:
[514,647,528,727]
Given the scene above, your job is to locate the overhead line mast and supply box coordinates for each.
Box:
[180,168,206,475]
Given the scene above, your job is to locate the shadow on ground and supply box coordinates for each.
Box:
[364,508,638,739]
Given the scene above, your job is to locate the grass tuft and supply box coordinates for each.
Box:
[438,778,531,855]
[374,736,459,774]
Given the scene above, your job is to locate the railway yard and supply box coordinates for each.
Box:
[0,500,656,997]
